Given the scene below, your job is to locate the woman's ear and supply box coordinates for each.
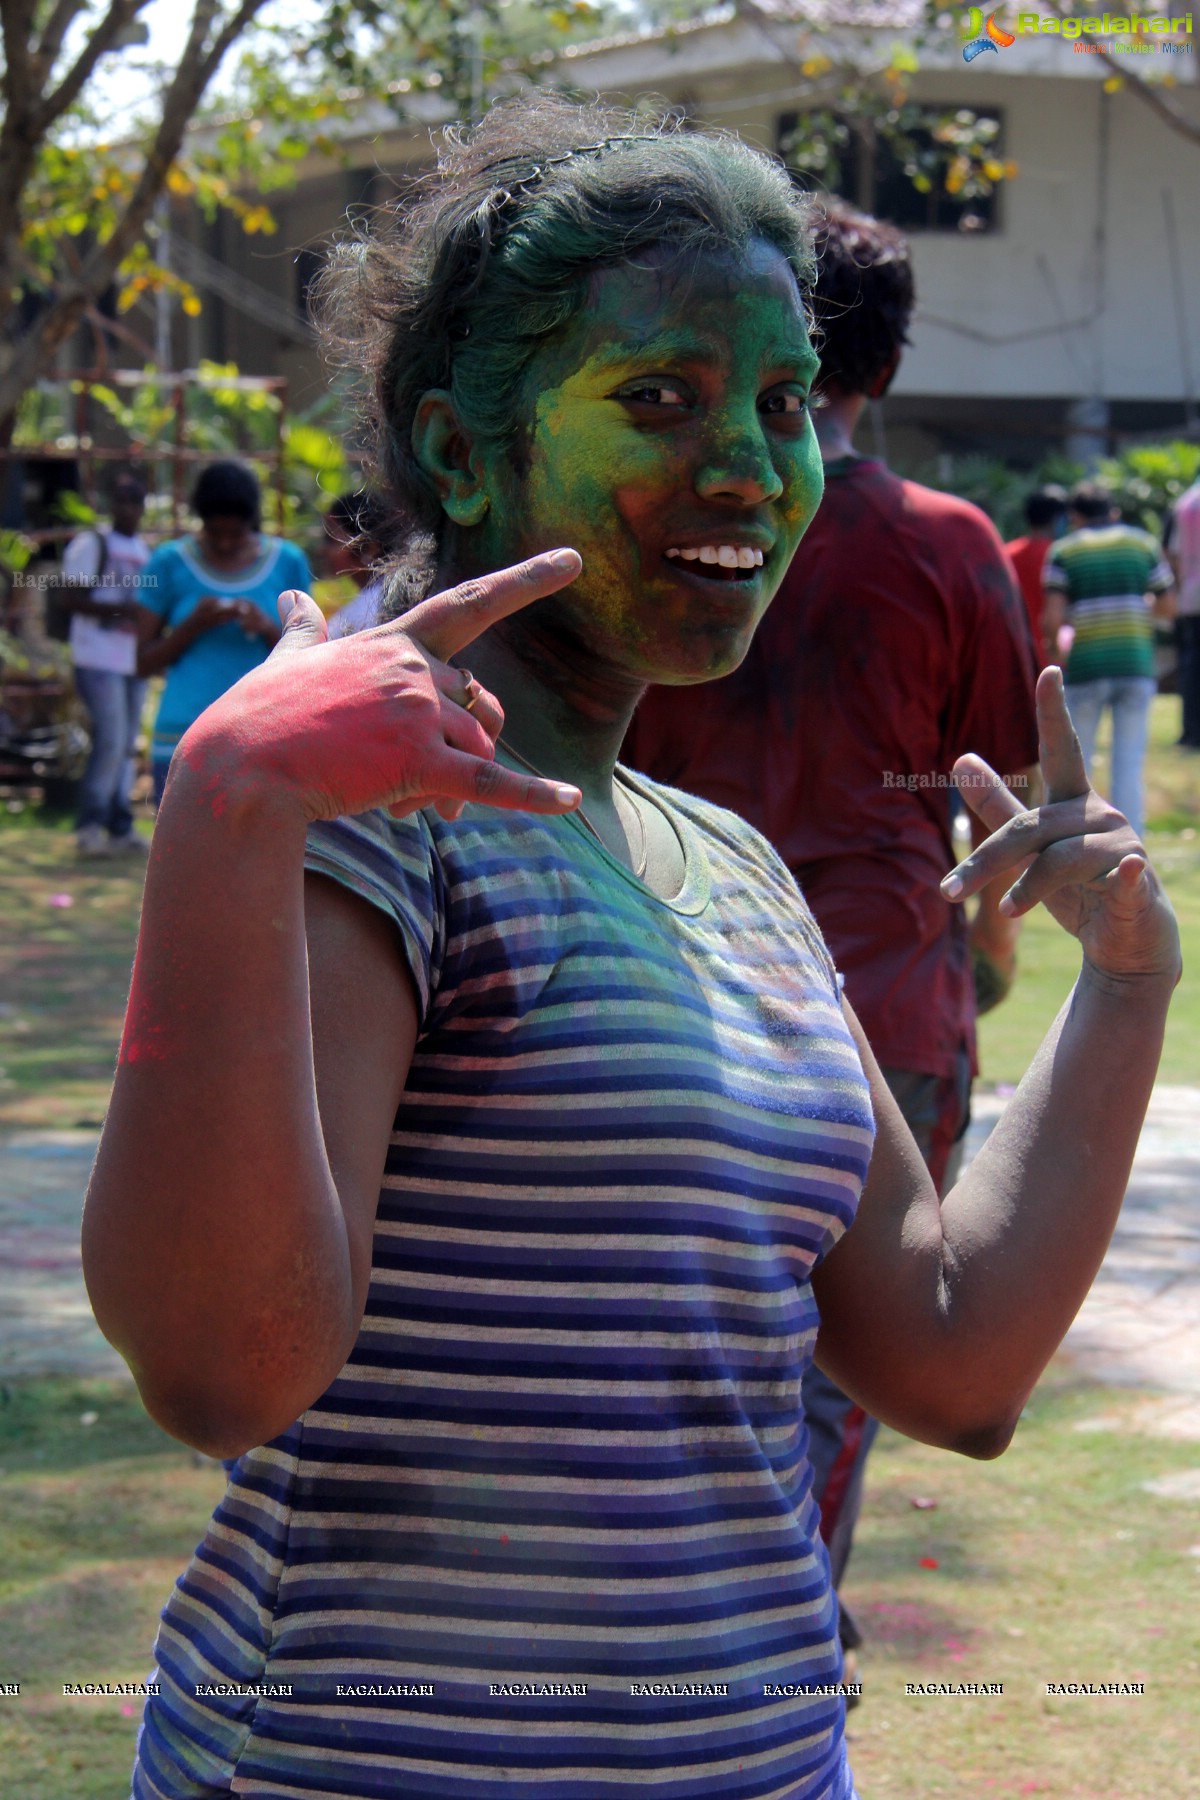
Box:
[411,391,490,527]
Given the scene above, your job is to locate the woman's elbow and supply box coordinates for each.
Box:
[871,1387,1023,1461]
[135,1372,280,1461]
[946,1413,1020,1460]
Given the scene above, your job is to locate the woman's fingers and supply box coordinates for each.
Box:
[435,664,505,741]
[943,788,1132,903]
[1035,664,1090,806]
[393,745,579,816]
[952,754,1026,836]
[993,832,1143,918]
[272,590,329,652]
[403,549,582,662]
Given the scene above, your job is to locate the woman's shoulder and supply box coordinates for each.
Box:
[261,537,310,574]
[628,768,791,880]
[626,769,841,994]
[138,537,191,606]
[144,536,190,569]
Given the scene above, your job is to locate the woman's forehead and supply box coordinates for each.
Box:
[587,238,803,317]
[572,240,812,368]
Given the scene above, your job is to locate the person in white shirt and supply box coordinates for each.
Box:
[322,491,390,639]
[62,474,151,856]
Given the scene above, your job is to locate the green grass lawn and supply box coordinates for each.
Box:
[0,1379,225,1800]
[0,811,149,1131]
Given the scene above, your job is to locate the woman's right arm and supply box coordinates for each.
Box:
[133,594,233,676]
[82,554,582,1457]
[82,768,413,1458]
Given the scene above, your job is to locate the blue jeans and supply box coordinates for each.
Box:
[1176,616,1200,747]
[74,667,146,837]
[1063,675,1157,837]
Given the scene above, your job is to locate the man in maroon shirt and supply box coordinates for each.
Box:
[625,199,1039,1671]
[1007,484,1068,667]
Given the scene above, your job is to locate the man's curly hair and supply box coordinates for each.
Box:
[810,198,914,398]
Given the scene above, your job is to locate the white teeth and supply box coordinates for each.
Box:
[664,546,766,568]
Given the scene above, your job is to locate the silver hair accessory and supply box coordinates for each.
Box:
[493,133,664,205]
[450,133,665,340]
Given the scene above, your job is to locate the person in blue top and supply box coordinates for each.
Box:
[133,460,311,798]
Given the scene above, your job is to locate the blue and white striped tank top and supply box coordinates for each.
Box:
[133,771,875,1800]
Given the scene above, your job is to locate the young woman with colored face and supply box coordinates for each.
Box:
[84,98,1179,1800]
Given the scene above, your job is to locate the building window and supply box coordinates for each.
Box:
[295,246,326,318]
[778,106,1004,234]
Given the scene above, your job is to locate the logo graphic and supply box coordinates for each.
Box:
[961,8,1017,56]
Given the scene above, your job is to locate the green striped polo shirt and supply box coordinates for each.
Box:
[1043,523,1172,682]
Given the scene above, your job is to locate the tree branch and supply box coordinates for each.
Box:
[0,0,269,423]
[38,0,153,132]
[1,0,38,106]
[79,0,265,282]
[31,0,94,86]
[0,0,146,277]
[0,0,48,294]
[1117,64,1200,149]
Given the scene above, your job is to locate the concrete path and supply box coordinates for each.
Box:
[1,1086,1198,1396]
[0,1131,125,1379]
[965,1083,1200,1428]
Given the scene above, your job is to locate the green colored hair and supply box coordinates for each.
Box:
[315,94,815,567]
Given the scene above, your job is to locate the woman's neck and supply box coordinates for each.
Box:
[464,611,642,811]
[194,532,261,574]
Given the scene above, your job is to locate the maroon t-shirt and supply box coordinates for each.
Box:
[1005,533,1053,666]
[624,457,1039,1078]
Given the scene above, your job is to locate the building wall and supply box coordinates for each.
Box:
[895,70,1200,409]
[192,19,1200,452]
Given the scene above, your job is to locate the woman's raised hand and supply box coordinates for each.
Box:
[944,667,1180,988]
[184,550,584,825]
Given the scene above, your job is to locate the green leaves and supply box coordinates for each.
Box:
[1098,443,1200,536]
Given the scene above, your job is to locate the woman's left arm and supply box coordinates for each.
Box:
[810,666,1180,1458]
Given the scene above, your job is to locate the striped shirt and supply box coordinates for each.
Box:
[132,773,874,1800]
[1043,523,1172,682]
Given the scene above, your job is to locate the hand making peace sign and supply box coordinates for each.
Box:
[193,549,584,827]
[945,667,1180,988]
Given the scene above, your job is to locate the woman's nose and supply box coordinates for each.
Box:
[692,418,784,505]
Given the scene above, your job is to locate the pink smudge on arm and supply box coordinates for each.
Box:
[118,1021,176,1066]
[172,738,229,820]
[118,978,184,1066]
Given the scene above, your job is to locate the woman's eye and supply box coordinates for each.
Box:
[761,391,810,416]
[618,383,690,408]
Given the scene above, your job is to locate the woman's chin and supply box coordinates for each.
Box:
[637,632,757,688]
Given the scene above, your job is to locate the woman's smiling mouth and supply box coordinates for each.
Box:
[663,544,765,582]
